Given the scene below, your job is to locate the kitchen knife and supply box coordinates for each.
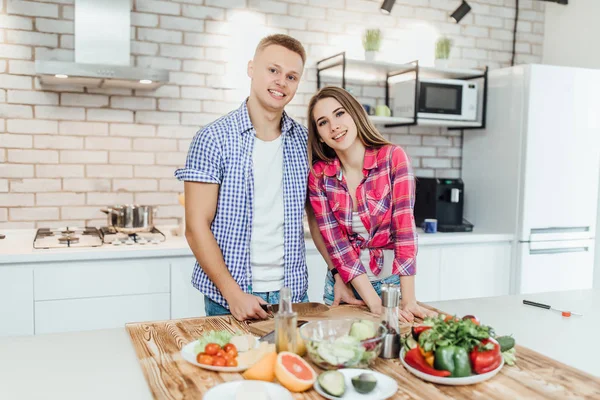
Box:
[260,302,329,315]
[259,320,309,344]
[523,299,583,317]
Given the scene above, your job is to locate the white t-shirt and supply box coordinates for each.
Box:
[351,212,394,281]
[250,135,285,292]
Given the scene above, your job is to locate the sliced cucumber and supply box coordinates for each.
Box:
[318,371,346,397]
[351,372,377,394]
[405,336,418,350]
[317,342,356,365]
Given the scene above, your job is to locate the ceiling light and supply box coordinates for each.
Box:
[450,1,472,23]
[55,74,68,78]
[139,79,153,84]
[380,0,396,15]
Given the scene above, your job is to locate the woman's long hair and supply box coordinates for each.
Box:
[307,86,391,171]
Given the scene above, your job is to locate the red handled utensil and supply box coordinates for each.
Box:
[523,300,583,317]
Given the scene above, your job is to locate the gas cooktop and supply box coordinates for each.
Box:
[33,226,166,249]
[33,227,103,249]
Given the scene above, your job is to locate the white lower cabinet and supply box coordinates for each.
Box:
[415,247,442,302]
[34,259,170,301]
[0,240,512,337]
[0,268,34,337]
[30,258,171,335]
[305,241,511,305]
[306,249,328,303]
[439,243,511,301]
[35,293,170,334]
[170,257,206,319]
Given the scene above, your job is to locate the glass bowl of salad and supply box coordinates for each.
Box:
[299,319,387,370]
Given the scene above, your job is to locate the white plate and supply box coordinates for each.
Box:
[400,348,504,386]
[203,380,293,400]
[180,337,258,373]
[313,368,398,400]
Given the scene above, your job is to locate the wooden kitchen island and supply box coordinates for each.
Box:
[126,302,600,399]
[1,291,599,400]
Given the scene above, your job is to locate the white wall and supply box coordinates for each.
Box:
[543,1,600,68]
[543,0,600,289]
[0,0,546,229]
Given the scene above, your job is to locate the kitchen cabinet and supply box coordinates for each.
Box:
[170,257,206,319]
[35,293,170,334]
[306,248,328,303]
[415,247,442,302]
[34,259,170,301]
[438,242,511,301]
[306,241,511,305]
[0,237,512,337]
[0,268,34,337]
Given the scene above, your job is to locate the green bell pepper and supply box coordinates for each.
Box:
[434,346,472,377]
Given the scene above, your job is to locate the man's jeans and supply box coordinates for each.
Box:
[204,289,310,316]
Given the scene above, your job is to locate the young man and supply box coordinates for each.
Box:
[175,35,309,321]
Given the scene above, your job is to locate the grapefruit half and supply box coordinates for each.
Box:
[274,352,317,392]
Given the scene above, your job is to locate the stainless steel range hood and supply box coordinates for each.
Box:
[35,0,169,90]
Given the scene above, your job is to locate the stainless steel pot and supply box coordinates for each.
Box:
[100,205,157,234]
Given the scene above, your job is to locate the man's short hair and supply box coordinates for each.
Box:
[255,34,306,65]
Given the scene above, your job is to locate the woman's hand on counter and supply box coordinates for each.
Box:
[332,274,365,307]
[399,300,438,323]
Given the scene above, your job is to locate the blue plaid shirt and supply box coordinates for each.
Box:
[174,100,309,309]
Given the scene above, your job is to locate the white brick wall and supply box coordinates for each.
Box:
[0,0,544,227]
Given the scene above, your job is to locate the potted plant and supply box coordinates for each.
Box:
[363,29,382,62]
[435,37,452,68]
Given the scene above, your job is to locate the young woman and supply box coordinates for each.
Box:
[306,86,436,322]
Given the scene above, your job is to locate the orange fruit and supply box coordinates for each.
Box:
[242,352,277,382]
[274,352,316,393]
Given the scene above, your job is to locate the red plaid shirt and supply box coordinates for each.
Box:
[308,144,418,284]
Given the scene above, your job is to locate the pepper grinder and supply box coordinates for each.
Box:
[379,283,401,359]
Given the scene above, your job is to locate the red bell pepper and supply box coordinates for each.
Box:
[470,337,502,374]
[404,348,451,377]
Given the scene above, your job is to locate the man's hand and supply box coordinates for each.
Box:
[226,291,269,321]
[332,275,365,307]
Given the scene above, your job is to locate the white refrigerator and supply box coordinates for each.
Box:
[462,64,600,295]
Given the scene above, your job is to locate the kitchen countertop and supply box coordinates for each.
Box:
[0,289,597,400]
[428,289,600,378]
[0,226,513,265]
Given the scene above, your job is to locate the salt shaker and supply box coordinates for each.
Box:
[379,283,400,359]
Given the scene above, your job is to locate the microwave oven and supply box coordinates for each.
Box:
[392,78,478,121]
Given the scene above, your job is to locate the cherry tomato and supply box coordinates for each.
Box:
[197,354,214,365]
[226,358,238,367]
[462,315,480,325]
[223,351,234,361]
[215,349,226,358]
[204,343,221,356]
[212,357,226,366]
[223,343,237,355]
[225,348,238,358]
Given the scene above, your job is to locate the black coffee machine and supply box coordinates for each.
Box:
[414,178,473,232]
